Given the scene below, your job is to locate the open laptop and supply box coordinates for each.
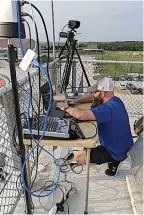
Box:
[40,82,65,118]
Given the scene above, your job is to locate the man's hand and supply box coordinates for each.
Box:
[65,99,77,105]
[56,102,66,111]
[53,93,65,101]
[74,150,86,165]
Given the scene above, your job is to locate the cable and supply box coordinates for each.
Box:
[27,70,40,184]
[25,0,37,52]
[25,13,42,190]
[0,73,10,84]
[65,201,69,214]
[16,173,35,214]
[54,150,83,175]
[23,5,51,150]
[38,182,65,212]
[18,85,39,115]
[24,1,50,77]
[22,10,45,190]
[23,19,32,49]
[77,121,97,139]
[12,112,27,151]
[16,173,25,198]
[20,10,40,195]
[17,1,60,198]
[84,121,97,139]
[16,1,24,56]
[23,65,60,198]
[57,24,68,54]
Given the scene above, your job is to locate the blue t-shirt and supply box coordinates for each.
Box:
[91,96,133,161]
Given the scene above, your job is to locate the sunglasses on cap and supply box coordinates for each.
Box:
[91,90,100,94]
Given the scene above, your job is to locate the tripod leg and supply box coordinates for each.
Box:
[60,51,71,92]
[75,49,90,87]
[60,40,75,92]
[63,41,75,92]
[58,42,66,59]
[59,40,70,59]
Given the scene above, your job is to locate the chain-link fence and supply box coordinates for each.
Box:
[0,59,143,214]
[60,59,143,115]
[0,67,48,214]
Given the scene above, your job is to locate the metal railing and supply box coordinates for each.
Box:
[0,59,143,214]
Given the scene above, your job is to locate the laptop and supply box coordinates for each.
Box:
[40,83,65,118]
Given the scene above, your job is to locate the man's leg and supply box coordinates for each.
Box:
[90,145,116,164]
[90,146,122,176]
[74,146,122,176]
[105,161,122,176]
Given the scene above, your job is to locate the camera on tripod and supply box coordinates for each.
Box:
[58,20,90,93]
[59,20,80,39]
[68,20,80,30]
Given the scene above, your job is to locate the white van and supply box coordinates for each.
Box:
[120,82,126,90]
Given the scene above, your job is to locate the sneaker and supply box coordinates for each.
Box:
[105,161,122,176]
[107,162,113,169]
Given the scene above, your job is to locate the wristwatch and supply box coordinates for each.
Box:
[64,103,69,111]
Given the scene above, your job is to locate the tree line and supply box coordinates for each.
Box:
[79,41,143,51]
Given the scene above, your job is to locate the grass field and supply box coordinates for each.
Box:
[93,51,143,78]
[94,51,143,61]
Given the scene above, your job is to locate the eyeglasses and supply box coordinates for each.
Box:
[91,90,100,94]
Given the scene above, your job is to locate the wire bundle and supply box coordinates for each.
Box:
[16,2,87,214]
[16,0,60,200]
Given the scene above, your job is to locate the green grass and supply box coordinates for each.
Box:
[95,51,143,61]
[93,51,143,78]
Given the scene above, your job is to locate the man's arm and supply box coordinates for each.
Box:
[75,94,93,104]
[56,101,95,120]
[66,107,95,121]
[66,94,93,105]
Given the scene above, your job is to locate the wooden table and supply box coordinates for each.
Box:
[24,103,98,214]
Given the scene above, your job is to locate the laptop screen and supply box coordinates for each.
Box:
[40,83,65,118]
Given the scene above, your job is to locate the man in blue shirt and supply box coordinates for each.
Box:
[57,77,133,176]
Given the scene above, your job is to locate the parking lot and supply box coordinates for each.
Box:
[76,61,143,115]
[115,80,143,95]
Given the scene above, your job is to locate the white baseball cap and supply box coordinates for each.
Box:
[88,77,114,93]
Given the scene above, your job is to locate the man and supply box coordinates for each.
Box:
[57,77,133,176]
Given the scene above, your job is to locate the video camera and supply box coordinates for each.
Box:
[68,20,80,30]
[59,20,80,39]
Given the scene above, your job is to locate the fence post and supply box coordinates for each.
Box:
[2,91,21,169]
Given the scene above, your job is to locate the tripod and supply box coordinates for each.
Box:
[58,31,90,93]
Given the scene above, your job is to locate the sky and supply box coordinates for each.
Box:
[24,1,143,42]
